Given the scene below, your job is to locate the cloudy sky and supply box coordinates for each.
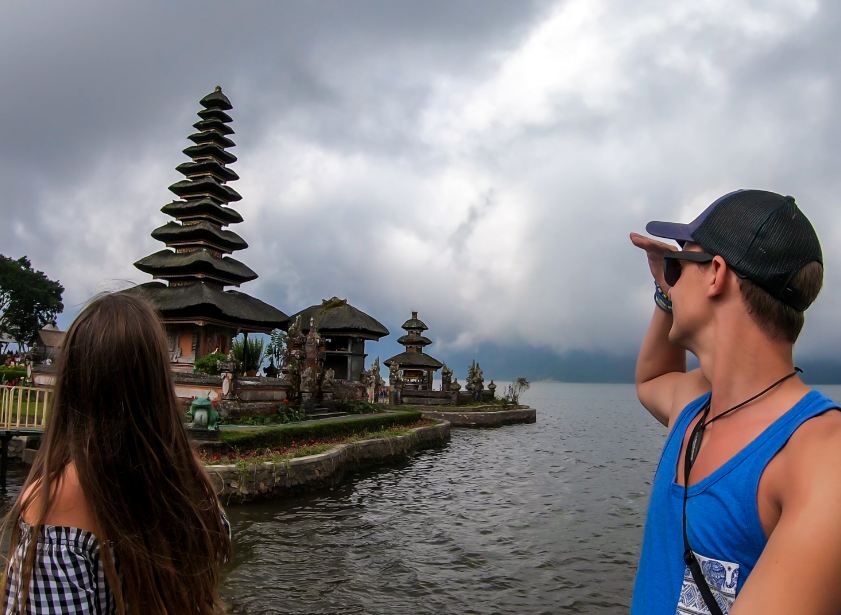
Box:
[2,0,840,380]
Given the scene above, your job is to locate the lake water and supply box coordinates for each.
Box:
[220,381,841,614]
[221,382,667,614]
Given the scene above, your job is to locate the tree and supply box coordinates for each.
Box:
[504,377,530,404]
[266,329,287,369]
[262,329,287,377]
[0,256,64,351]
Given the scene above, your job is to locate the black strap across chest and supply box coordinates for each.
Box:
[679,368,801,615]
[682,401,725,615]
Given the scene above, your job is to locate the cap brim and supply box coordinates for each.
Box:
[645,220,694,242]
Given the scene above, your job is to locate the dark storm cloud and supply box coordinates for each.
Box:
[2,0,841,378]
[0,0,551,244]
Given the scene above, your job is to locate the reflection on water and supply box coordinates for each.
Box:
[221,383,666,615]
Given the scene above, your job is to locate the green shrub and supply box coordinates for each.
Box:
[338,400,383,414]
[225,405,305,426]
[193,351,227,375]
[220,410,422,450]
[0,366,27,383]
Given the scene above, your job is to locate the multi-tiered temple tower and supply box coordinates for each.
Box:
[384,311,442,390]
[131,87,288,367]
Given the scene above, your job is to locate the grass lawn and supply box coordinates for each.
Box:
[201,419,436,466]
[217,409,423,450]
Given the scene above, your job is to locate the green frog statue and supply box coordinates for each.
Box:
[186,396,220,431]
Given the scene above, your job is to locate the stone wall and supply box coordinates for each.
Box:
[205,420,450,504]
[172,372,291,417]
[420,406,536,427]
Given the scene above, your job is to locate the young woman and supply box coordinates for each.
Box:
[1,293,231,614]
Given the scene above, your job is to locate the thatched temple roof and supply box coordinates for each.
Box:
[292,297,388,340]
[383,351,443,369]
[126,282,287,332]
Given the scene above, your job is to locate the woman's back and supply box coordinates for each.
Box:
[1,293,231,614]
[20,464,96,532]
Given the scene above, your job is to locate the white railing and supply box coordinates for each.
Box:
[0,385,50,430]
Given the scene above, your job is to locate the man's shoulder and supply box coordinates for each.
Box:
[775,404,841,504]
[786,405,841,456]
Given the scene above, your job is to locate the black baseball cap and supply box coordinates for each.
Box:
[646,189,823,311]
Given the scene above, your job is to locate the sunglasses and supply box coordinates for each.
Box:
[663,251,714,287]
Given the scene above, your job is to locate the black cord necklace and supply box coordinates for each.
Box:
[680,367,802,615]
[686,367,803,469]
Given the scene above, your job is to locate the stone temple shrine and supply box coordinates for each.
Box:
[384,311,442,390]
[291,297,389,381]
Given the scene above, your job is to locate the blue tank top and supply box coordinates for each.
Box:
[630,389,838,614]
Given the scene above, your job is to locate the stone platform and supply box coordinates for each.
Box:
[419,405,536,427]
[205,420,450,504]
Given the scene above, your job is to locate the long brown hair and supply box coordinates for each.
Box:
[2,292,231,613]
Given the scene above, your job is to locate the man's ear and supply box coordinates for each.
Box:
[708,255,728,298]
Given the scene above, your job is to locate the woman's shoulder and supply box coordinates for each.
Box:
[21,463,99,535]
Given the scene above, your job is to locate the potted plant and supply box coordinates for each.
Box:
[231,336,265,376]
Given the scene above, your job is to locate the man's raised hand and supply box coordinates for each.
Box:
[630,232,676,291]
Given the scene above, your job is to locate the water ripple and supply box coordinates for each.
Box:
[220,383,673,614]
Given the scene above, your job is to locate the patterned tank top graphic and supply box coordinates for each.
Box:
[676,551,739,614]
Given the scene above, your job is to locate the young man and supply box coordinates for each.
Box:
[629,189,841,615]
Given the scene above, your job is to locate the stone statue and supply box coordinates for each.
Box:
[301,366,315,393]
[388,362,402,405]
[370,358,382,402]
[318,335,327,364]
[466,360,484,401]
[473,362,484,401]
[221,370,234,399]
[321,367,336,400]
[305,318,320,364]
[287,315,301,339]
[488,380,497,398]
[450,377,462,392]
[220,350,238,400]
[441,364,452,392]
[283,359,299,392]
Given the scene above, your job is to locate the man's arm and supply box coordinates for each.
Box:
[731,413,841,615]
[635,305,687,426]
[630,233,705,426]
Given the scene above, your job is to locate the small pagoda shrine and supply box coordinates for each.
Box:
[291,297,389,381]
[129,87,288,367]
[384,311,442,390]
